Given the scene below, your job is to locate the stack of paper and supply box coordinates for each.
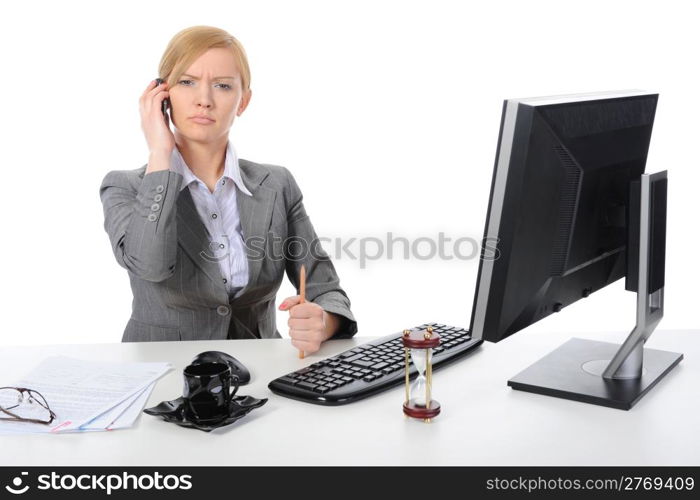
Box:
[0,356,171,434]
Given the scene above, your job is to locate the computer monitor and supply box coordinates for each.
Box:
[468,90,682,409]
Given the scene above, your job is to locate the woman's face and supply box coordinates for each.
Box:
[169,47,251,144]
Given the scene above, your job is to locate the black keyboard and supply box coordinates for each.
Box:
[268,323,482,405]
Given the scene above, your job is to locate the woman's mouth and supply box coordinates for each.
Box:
[190,116,215,125]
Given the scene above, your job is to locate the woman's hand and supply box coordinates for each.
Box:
[279,296,340,354]
[140,79,175,164]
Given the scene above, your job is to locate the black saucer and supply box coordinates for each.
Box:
[144,393,267,432]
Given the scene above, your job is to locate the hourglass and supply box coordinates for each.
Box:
[402,326,441,422]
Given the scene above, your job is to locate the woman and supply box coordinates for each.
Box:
[99,26,357,353]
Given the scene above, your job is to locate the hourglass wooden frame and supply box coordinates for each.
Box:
[402,327,441,422]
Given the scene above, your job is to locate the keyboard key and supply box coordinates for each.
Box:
[341,376,354,383]
[350,359,376,368]
[314,385,330,394]
[370,361,389,370]
[344,353,365,363]
[296,381,317,391]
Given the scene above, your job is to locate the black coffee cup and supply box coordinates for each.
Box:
[183,362,239,422]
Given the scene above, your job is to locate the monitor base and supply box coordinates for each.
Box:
[507,338,683,410]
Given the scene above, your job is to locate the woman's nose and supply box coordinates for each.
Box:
[196,87,213,108]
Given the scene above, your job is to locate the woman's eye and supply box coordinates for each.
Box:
[178,80,231,90]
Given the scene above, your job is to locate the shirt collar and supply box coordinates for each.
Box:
[170,141,253,196]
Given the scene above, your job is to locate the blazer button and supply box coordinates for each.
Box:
[147,213,157,222]
[216,305,230,316]
[151,203,160,211]
[156,185,165,193]
[154,194,163,202]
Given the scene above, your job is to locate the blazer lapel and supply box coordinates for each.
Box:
[176,188,228,295]
[237,161,276,290]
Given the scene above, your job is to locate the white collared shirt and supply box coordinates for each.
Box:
[170,141,252,297]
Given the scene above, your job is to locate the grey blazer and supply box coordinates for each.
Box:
[99,159,357,342]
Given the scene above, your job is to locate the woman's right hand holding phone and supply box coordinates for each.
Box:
[141,79,175,173]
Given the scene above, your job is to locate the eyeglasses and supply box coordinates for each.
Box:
[0,387,56,425]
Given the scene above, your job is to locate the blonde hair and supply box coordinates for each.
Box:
[158,26,251,91]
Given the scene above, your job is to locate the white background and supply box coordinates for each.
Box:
[0,0,697,347]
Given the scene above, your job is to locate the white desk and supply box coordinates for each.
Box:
[1,329,698,466]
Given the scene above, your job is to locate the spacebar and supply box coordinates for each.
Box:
[296,381,317,391]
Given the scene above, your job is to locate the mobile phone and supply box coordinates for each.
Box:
[155,78,170,118]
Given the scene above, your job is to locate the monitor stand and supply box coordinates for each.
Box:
[507,172,683,410]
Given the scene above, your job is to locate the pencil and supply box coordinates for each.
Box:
[298,264,306,359]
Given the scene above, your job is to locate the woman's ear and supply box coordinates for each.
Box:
[237,89,252,116]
